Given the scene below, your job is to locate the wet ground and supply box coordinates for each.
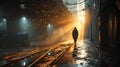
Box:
[54,40,100,67]
[2,40,119,67]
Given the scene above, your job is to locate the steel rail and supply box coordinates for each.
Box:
[30,44,72,67]
[0,48,48,67]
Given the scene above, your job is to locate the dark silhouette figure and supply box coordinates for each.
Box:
[72,27,78,47]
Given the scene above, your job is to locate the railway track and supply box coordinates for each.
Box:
[0,43,72,67]
[0,48,49,67]
[29,44,72,67]
[1,48,37,60]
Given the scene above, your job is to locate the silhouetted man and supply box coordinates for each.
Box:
[72,27,78,46]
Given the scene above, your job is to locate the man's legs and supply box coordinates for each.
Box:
[74,38,77,47]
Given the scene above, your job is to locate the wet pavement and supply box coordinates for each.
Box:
[54,40,100,67]
[0,40,101,67]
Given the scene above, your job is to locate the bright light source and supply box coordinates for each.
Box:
[47,23,54,35]
[3,18,7,22]
[22,17,26,21]
[48,52,51,56]
[20,4,26,9]
[21,17,27,25]
[47,23,53,31]
[0,18,7,31]
[19,17,31,33]
[48,24,51,28]
[22,61,26,66]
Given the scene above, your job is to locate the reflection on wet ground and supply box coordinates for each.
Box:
[55,40,100,67]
